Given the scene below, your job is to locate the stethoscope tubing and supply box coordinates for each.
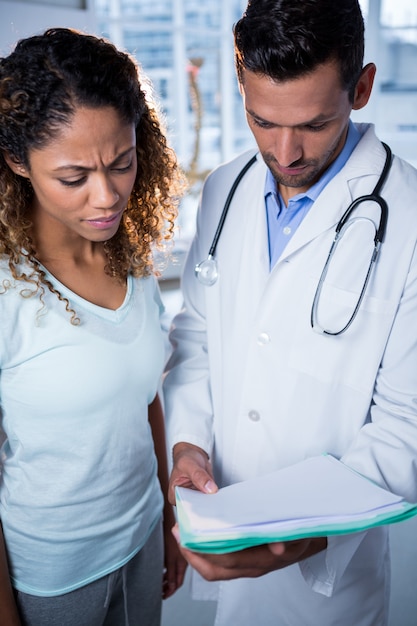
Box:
[196,141,392,336]
[204,142,391,264]
[310,141,392,335]
[335,142,391,245]
[207,153,258,257]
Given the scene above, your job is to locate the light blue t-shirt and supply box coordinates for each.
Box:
[0,264,164,596]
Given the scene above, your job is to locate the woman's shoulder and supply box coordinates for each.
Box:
[0,256,15,288]
[0,255,32,290]
[132,273,164,311]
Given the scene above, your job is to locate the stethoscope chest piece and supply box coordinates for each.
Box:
[194,254,218,286]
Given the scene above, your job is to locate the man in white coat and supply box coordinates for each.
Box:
[163,0,417,624]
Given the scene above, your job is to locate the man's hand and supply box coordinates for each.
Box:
[169,443,327,581]
[171,525,327,581]
[168,442,218,505]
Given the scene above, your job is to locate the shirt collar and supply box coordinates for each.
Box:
[264,120,361,204]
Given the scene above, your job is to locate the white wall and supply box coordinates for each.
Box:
[0,0,97,56]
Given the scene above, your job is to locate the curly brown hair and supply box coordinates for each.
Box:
[0,28,186,319]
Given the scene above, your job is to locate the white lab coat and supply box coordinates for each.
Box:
[163,124,417,626]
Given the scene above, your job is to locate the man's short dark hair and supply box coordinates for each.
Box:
[234,0,365,101]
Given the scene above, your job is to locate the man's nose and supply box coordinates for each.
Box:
[273,128,303,167]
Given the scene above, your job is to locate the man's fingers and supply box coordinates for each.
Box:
[189,467,217,493]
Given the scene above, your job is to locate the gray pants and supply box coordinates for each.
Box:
[15,520,163,626]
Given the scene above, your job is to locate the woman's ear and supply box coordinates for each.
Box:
[3,153,30,178]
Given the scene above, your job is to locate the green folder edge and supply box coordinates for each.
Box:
[176,492,417,554]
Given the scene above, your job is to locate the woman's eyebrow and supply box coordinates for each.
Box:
[52,146,136,172]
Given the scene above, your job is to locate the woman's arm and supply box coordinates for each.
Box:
[0,523,21,625]
[148,394,187,599]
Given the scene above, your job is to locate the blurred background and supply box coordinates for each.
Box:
[1,0,417,298]
[1,1,417,624]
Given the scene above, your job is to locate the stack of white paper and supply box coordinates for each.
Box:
[175,454,417,554]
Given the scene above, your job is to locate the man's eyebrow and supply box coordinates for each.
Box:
[52,147,136,172]
[246,108,330,127]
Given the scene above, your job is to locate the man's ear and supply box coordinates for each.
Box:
[3,153,30,178]
[352,63,376,111]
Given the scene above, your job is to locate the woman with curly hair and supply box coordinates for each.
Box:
[0,28,186,626]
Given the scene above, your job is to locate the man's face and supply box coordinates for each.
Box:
[240,61,363,203]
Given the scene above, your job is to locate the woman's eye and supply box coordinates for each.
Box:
[57,161,133,186]
[113,162,133,173]
[59,178,85,187]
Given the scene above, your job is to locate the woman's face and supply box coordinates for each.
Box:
[13,105,137,243]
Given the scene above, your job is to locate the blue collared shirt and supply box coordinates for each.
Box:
[265,121,361,269]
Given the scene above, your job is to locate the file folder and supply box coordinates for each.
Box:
[175,454,417,554]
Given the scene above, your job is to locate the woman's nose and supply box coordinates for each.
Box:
[90,175,119,208]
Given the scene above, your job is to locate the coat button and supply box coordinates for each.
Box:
[257,332,270,345]
[248,410,260,422]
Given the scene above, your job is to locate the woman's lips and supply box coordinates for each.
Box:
[85,210,123,229]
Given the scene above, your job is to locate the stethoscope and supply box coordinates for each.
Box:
[195,143,392,335]
[194,153,258,286]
